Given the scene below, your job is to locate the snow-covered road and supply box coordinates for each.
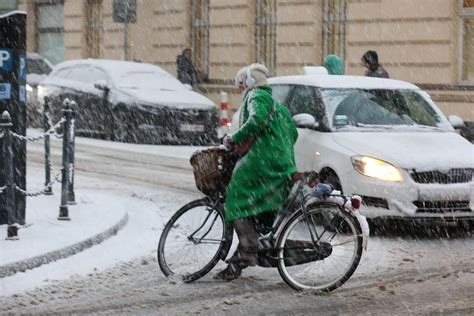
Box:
[1,136,473,314]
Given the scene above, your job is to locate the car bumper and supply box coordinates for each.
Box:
[342,170,474,219]
[133,105,219,145]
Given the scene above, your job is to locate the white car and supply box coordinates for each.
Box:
[234,75,474,225]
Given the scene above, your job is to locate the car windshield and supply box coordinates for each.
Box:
[321,89,443,130]
[27,58,52,75]
[117,71,185,91]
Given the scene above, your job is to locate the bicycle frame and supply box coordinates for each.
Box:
[187,195,226,245]
[267,178,308,239]
[264,177,354,249]
[187,177,354,251]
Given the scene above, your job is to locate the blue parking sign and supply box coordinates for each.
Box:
[0,83,11,99]
[19,53,26,79]
[0,48,13,72]
[19,85,26,102]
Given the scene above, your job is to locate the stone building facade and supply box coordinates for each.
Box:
[3,0,473,119]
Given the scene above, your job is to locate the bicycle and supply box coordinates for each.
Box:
[157,148,368,292]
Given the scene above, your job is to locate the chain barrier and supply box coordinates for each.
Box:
[8,116,65,197]
[9,118,65,142]
[45,111,63,139]
[14,166,62,197]
[2,98,76,239]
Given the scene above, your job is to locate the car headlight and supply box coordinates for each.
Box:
[37,85,45,99]
[351,156,403,182]
[26,84,33,92]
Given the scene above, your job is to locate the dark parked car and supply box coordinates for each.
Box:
[38,59,219,145]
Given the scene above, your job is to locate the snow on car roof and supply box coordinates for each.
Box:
[268,75,420,90]
[27,53,45,60]
[0,10,26,18]
[52,59,170,77]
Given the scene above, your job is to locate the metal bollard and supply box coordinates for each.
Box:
[1,111,19,240]
[58,99,72,221]
[43,97,53,195]
[67,101,76,205]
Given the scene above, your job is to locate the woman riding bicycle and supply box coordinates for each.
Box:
[215,64,299,281]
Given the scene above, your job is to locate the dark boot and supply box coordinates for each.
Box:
[213,263,243,281]
[225,248,258,266]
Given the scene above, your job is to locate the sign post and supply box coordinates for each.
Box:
[113,0,137,61]
[0,11,27,225]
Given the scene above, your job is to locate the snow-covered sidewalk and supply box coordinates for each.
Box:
[0,189,128,274]
[0,174,195,296]
[0,134,202,296]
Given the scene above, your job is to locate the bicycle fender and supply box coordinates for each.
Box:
[343,203,370,251]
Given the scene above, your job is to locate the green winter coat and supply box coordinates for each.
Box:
[224,86,298,222]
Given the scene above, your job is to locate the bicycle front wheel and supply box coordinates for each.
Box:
[157,198,233,283]
[277,202,363,292]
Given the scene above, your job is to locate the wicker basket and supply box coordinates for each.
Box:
[190,147,237,196]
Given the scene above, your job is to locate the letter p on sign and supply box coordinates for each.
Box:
[0,49,13,72]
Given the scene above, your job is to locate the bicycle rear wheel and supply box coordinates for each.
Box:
[277,202,363,292]
[158,198,233,282]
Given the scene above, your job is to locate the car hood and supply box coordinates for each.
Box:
[120,87,216,110]
[332,131,474,172]
[27,74,48,86]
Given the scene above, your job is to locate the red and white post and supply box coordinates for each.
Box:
[218,91,231,137]
[219,91,230,127]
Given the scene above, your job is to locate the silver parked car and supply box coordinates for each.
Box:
[39,59,219,145]
[26,53,53,127]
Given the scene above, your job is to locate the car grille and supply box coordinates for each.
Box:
[413,200,472,213]
[136,105,219,145]
[410,169,473,184]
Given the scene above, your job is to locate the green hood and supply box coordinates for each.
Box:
[324,55,344,75]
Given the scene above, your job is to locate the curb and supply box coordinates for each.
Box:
[0,212,129,278]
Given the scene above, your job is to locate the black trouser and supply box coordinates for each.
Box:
[230,211,277,264]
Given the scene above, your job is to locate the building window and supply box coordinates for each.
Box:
[461,0,474,82]
[255,0,276,75]
[0,0,17,15]
[36,2,64,65]
[322,0,346,61]
[191,0,209,79]
[85,0,103,58]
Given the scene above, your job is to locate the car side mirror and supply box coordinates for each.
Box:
[94,80,110,91]
[292,113,319,129]
[448,115,465,129]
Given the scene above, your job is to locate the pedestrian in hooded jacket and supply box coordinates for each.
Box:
[176,48,197,86]
[361,50,389,78]
[324,54,344,75]
[214,63,298,281]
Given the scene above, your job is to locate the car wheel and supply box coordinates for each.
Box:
[320,169,342,193]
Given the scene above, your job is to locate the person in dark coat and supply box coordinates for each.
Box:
[361,50,389,78]
[176,48,197,86]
